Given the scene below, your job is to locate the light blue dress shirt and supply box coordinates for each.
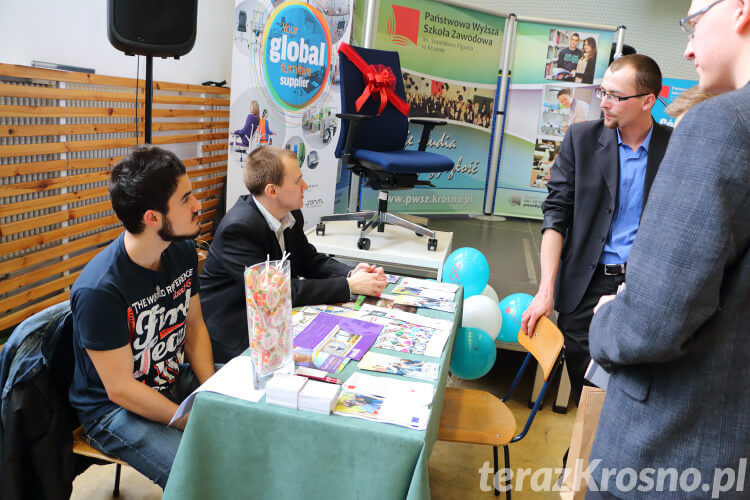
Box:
[600,126,653,265]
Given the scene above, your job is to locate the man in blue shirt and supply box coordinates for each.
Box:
[521,55,673,407]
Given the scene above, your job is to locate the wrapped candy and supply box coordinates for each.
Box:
[245,253,294,389]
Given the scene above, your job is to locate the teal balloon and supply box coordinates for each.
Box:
[450,327,497,380]
[442,247,490,297]
[497,293,533,342]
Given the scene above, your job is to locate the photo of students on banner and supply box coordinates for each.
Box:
[403,71,495,130]
[538,84,600,138]
[545,29,599,84]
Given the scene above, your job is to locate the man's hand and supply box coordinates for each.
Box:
[521,290,554,337]
[593,294,616,315]
[347,266,387,296]
[170,412,190,431]
[352,262,385,278]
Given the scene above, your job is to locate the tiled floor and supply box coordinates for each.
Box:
[71,216,575,499]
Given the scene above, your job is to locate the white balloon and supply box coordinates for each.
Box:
[481,284,499,303]
[462,294,503,340]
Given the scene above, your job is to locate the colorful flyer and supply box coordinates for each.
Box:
[358,352,439,381]
[294,312,383,372]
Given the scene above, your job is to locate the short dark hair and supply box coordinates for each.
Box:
[243,146,297,195]
[109,145,187,234]
[557,88,572,98]
[608,54,663,98]
[570,33,580,40]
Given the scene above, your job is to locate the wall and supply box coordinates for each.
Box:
[461,0,695,80]
[0,0,234,85]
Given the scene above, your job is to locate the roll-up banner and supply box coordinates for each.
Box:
[492,21,615,219]
[338,0,506,215]
[228,0,353,227]
[652,77,699,129]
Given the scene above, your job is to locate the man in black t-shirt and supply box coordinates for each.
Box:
[69,145,216,489]
[555,32,582,78]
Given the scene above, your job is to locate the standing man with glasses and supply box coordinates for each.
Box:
[521,55,672,412]
[584,1,750,497]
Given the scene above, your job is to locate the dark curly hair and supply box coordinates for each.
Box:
[109,145,187,234]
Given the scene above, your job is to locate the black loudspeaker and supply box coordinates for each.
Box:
[107,0,198,58]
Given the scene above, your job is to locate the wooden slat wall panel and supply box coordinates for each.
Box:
[0,121,229,139]
[0,64,228,330]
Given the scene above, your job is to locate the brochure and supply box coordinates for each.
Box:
[333,372,434,430]
[358,305,452,358]
[358,352,439,381]
[294,312,383,373]
[381,293,456,313]
[391,278,458,302]
[292,305,360,336]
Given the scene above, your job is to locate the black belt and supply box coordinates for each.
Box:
[597,263,626,276]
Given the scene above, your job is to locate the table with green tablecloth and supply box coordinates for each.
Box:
[164,284,463,500]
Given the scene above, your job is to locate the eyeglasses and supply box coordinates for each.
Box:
[594,88,649,103]
[680,0,726,40]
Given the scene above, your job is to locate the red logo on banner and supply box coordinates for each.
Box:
[659,85,670,99]
[388,5,420,46]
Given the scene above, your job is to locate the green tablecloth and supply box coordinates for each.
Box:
[164,285,463,500]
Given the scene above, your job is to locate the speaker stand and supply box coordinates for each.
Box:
[145,56,153,143]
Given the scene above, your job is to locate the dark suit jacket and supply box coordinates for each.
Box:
[541,119,672,314]
[587,83,750,498]
[200,195,352,362]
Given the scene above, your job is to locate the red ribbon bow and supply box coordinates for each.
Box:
[339,42,410,117]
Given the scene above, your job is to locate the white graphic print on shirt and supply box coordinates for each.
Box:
[126,268,194,390]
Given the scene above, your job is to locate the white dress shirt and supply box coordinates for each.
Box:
[252,195,296,254]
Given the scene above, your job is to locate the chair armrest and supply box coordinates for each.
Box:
[409,119,447,151]
[409,118,447,127]
[336,114,372,164]
[336,113,373,123]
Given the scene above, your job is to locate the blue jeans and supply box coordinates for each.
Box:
[83,364,213,489]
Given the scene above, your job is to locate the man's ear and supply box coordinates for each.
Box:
[264,183,277,198]
[143,209,161,229]
[643,93,657,111]
[735,0,750,33]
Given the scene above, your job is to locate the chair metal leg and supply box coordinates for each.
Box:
[319,210,376,223]
[113,463,121,497]
[493,446,500,496]
[504,446,511,500]
[382,212,435,238]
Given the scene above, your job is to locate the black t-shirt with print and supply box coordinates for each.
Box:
[69,233,199,427]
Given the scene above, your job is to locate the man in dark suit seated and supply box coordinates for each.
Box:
[200,146,387,362]
[521,54,673,406]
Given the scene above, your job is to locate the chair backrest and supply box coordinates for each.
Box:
[517,316,564,381]
[335,44,410,157]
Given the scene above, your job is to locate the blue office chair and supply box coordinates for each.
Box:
[315,43,454,251]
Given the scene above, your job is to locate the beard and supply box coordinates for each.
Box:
[603,114,619,129]
[158,214,201,242]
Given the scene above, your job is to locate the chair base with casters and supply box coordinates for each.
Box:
[316,190,437,251]
[438,316,565,499]
[72,426,127,497]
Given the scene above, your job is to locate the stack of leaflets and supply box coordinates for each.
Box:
[333,372,435,430]
[345,294,418,313]
[265,373,308,409]
[298,380,341,415]
[389,278,458,313]
[292,305,360,336]
[294,312,383,373]
[358,352,439,381]
[357,305,453,358]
